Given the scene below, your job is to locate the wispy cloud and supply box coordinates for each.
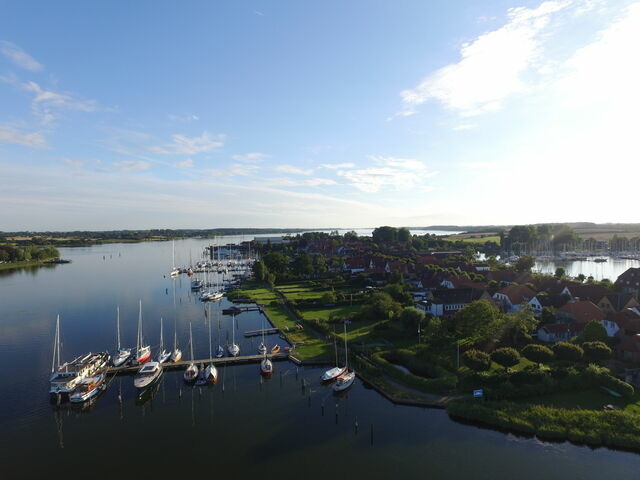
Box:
[0,125,49,149]
[275,164,314,175]
[398,0,571,117]
[172,158,194,168]
[337,156,437,193]
[167,113,199,122]
[1,75,98,125]
[62,158,84,167]
[462,161,500,169]
[265,177,337,187]
[205,163,259,177]
[113,160,150,172]
[0,41,43,72]
[321,162,355,169]
[150,131,224,155]
[232,152,270,162]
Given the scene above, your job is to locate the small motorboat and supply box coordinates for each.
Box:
[271,345,281,354]
[134,361,163,390]
[69,373,107,403]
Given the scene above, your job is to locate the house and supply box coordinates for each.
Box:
[560,283,609,303]
[609,308,640,336]
[537,323,584,343]
[415,288,488,317]
[536,293,570,310]
[597,293,639,314]
[485,270,532,286]
[616,267,640,299]
[343,257,367,274]
[493,285,537,313]
[619,334,640,362]
[557,300,605,324]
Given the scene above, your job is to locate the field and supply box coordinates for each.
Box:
[443,233,500,244]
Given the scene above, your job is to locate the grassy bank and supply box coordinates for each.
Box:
[447,397,640,451]
[0,260,59,271]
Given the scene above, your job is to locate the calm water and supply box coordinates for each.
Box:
[535,257,640,282]
[1,239,640,478]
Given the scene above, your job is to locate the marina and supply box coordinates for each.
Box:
[3,238,640,478]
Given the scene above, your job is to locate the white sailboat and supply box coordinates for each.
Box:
[183,322,198,382]
[258,316,267,355]
[321,337,346,382]
[333,323,355,392]
[259,317,272,375]
[135,300,151,364]
[171,318,182,362]
[170,240,180,277]
[112,307,132,367]
[227,314,240,357]
[70,372,107,403]
[157,317,171,363]
[196,309,218,385]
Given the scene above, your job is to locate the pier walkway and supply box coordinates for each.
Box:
[107,352,289,375]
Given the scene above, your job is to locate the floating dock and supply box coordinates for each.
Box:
[222,305,263,315]
[106,353,289,375]
[243,327,281,337]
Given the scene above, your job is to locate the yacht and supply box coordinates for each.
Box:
[69,373,107,403]
[134,361,163,390]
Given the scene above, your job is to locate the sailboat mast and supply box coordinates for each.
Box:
[160,317,164,351]
[189,322,194,361]
[51,314,59,373]
[343,322,348,369]
[116,307,121,350]
[137,300,142,352]
[208,308,212,359]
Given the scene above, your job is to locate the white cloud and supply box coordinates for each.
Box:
[167,113,199,122]
[0,41,43,72]
[62,158,84,167]
[0,125,49,149]
[265,177,337,187]
[113,160,151,172]
[150,131,224,155]
[453,123,475,131]
[337,156,437,193]
[275,164,314,175]
[172,158,194,168]
[462,161,500,169]
[205,163,259,177]
[321,162,355,169]
[399,0,571,117]
[232,152,270,162]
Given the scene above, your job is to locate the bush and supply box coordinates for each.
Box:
[582,341,612,363]
[491,347,521,370]
[552,341,584,362]
[462,349,492,372]
[522,344,554,364]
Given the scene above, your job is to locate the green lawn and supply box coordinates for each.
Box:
[515,389,640,412]
[443,235,501,244]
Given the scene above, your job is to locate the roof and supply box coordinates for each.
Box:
[495,284,536,305]
[616,267,640,285]
[619,334,640,353]
[609,309,640,333]
[558,300,605,323]
[563,283,609,302]
[536,293,570,309]
[430,287,484,305]
[601,293,637,311]
[539,322,584,335]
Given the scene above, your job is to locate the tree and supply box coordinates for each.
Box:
[291,254,313,277]
[576,273,586,283]
[582,341,612,363]
[359,292,402,321]
[541,306,556,325]
[262,252,289,275]
[253,260,267,282]
[515,255,535,272]
[397,227,411,243]
[312,255,327,276]
[580,319,608,343]
[552,341,583,362]
[399,307,425,331]
[491,347,521,371]
[554,267,566,279]
[462,349,492,371]
[321,290,337,304]
[453,300,503,342]
[521,344,554,365]
[499,306,539,346]
[372,226,397,244]
[383,283,413,305]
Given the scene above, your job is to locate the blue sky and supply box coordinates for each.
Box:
[1,0,639,230]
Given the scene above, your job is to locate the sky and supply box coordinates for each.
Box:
[1,0,639,231]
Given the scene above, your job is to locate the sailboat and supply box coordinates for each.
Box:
[170,240,180,277]
[215,308,224,357]
[135,300,151,364]
[70,372,107,403]
[112,307,132,367]
[258,317,267,355]
[227,314,240,357]
[321,337,346,382]
[171,318,182,362]
[157,317,171,363]
[183,322,199,382]
[196,309,218,385]
[333,323,355,392]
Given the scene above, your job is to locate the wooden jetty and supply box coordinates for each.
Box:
[106,352,289,375]
[222,305,263,315]
[243,327,280,337]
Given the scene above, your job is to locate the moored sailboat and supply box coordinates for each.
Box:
[333,323,355,392]
[171,318,182,362]
[135,300,151,364]
[69,372,107,403]
[227,314,240,357]
[196,311,218,385]
[183,322,198,382]
[157,317,171,363]
[321,337,346,382]
[111,307,132,367]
